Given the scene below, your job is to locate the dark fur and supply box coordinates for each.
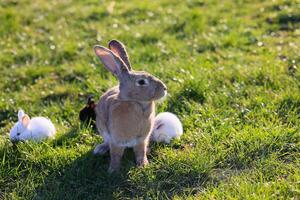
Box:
[79,96,96,125]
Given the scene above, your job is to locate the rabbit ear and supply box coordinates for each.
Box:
[94,45,129,79]
[108,40,131,70]
[21,114,30,127]
[87,96,94,105]
[18,110,25,122]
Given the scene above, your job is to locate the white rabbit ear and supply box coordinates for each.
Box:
[18,110,25,121]
[21,114,30,127]
[94,45,129,79]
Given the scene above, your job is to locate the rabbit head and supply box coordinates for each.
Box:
[10,110,31,142]
[94,40,167,102]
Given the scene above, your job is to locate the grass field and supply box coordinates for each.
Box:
[0,0,300,199]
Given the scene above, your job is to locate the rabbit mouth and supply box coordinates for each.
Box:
[156,90,167,103]
[155,88,167,99]
[11,138,22,144]
[11,138,18,144]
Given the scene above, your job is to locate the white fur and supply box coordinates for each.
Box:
[10,110,56,142]
[151,112,183,143]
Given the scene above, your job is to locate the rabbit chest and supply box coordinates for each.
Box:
[108,101,155,147]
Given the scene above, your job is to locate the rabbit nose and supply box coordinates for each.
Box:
[162,84,167,91]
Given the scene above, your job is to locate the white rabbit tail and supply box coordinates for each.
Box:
[151,112,183,143]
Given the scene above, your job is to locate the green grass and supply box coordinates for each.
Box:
[0,0,299,199]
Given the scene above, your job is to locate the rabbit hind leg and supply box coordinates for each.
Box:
[93,143,109,155]
[93,132,110,155]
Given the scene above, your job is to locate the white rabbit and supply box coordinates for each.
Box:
[10,110,56,142]
[151,112,183,143]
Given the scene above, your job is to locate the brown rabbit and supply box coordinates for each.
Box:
[93,40,167,172]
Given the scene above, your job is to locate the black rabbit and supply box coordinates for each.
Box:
[79,96,96,126]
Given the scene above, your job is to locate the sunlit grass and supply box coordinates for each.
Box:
[0,0,299,199]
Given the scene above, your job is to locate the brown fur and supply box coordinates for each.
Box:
[93,40,167,172]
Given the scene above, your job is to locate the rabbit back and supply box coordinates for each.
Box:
[26,117,56,141]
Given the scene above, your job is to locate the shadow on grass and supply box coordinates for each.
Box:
[0,109,15,127]
[277,97,300,125]
[267,13,300,31]
[277,97,300,117]
[1,126,211,199]
[277,13,300,30]
[33,135,211,199]
[85,11,109,21]
[51,127,83,147]
[33,149,211,200]
[33,150,121,200]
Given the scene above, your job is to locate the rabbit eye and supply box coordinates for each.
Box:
[136,79,149,86]
[17,132,21,136]
[138,80,145,85]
